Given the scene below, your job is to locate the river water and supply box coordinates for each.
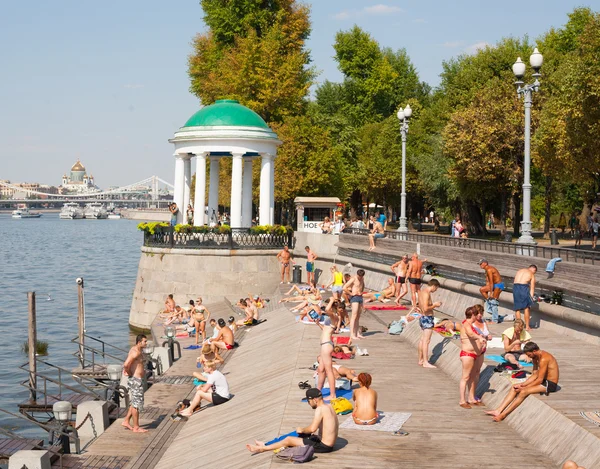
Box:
[0,213,141,435]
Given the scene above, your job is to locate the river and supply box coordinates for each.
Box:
[0,213,141,435]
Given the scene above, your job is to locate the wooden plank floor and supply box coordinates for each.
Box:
[152,288,555,469]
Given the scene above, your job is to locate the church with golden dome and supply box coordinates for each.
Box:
[60,160,99,193]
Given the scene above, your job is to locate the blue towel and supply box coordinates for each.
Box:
[193,378,207,386]
[301,387,353,402]
[265,431,299,446]
[486,354,533,367]
[184,345,201,350]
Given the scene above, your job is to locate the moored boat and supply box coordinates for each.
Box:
[84,202,108,219]
[12,208,42,219]
[59,203,84,219]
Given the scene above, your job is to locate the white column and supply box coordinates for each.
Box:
[242,157,253,227]
[183,155,192,220]
[259,153,273,225]
[208,156,220,223]
[173,154,185,224]
[230,153,244,228]
[193,152,207,226]
[270,153,275,225]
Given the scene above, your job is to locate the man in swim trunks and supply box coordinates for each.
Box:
[513,265,537,331]
[391,255,410,304]
[407,253,426,308]
[211,318,235,351]
[478,259,504,323]
[276,245,294,284]
[305,246,318,287]
[246,387,338,454]
[363,278,396,303]
[368,220,385,251]
[417,279,441,368]
[501,319,532,368]
[486,342,559,422]
[122,334,148,433]
[344,269,366,341]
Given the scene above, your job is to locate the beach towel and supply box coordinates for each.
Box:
[364,305,408,311]
[265,430,299,446]
[334,337,351,345]
[486,354,533,367]
[183,345,201,350]
[513,283,534,311]
[580,411,600,427]
[332,352,353,360]
[487,337,504,349]
[176,332,189,338]
[302,387,353,402]
[339,412,412,432]
[433,327,459,338]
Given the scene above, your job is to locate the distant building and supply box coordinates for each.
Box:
[60,160,100,194]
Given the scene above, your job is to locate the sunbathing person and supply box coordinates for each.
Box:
[330,358,357,381]
[352,373,378,425]
[246,388,338,454]
[325,298,348,333]
[435,318,461,333]
[227,316,238,332]
[291,289,322,313]
[204,318,219,343]
[180,360,230,417]
[501,319,532,369]
[163,294,175,314]
[486,342,559,422]
[333,344,355,357]
[296,303,324,323]
[194,344,222,380]
[211,318,235,351]
[164,305,188,325]
[191,297,211,344]
[363,278,396,304]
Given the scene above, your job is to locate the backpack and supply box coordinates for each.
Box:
[275,445,314,463]
[388,320,404,335]
[330,397,353,415]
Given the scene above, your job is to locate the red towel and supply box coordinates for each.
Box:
[334,337,351,345]
[364,305,408,311]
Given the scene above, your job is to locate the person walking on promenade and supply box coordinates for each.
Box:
[592,216,599,249]
[390,255,410,304]
[459,306,487,409]
[417,279,442,368]
[344,269,366,341]
[486,342,559,422]
[305,246,317,286]
[407,253,425,308]
[478,259,504,323]
[513,265,537,331]
[122,334,149,433]
[276,245,294,284]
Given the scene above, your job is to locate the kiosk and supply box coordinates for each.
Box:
[294,197,341,233]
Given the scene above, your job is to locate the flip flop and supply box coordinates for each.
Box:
[298,381,311,390]
[392,430,409,436]
[469,401,485,406]
[459,403,472,409]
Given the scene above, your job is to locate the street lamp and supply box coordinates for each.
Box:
[396,104,412,234]
[513,48,543,245]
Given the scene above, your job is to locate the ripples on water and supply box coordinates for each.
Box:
[0,213,141,435]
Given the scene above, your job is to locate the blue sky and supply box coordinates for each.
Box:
[0,0,596,187]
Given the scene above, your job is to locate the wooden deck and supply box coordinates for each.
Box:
[18,392,95,413]
[0,437,44,462]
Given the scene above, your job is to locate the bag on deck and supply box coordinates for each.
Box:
[330,397,353,415]
[388,320,404,335]
[275,445,314,463]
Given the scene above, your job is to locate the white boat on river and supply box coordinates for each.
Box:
[59,203,84,219]
[84,202,108,219]
[12,208,42,218]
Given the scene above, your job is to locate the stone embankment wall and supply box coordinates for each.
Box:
[121,209,171,222]
[129,247,282,331]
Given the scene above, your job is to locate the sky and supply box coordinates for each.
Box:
[0,0,597,188]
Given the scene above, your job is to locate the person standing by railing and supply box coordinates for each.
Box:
[478,259,504,324]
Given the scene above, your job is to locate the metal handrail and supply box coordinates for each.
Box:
[342,229,600,265]
[70,334,129,370]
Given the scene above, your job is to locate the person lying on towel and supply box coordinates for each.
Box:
[363,278,396,304]
[486,342,559,422]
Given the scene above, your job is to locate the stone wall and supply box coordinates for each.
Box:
[121,209,171,222]
[128,246,282,330]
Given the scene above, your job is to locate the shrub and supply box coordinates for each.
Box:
[22,340,49,356]
[138,222,169,234]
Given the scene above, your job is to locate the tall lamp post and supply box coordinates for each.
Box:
[397,104,412,234]
[513,48,543,245]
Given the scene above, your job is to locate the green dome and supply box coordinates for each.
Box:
[183,100,269,129]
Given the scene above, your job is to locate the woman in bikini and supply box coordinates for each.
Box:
[459,306,487,409]
[470,304,491,404]
[192,297,211,344]
[352,373,378,425]
[316,317,337,400]
[320,217,333,234]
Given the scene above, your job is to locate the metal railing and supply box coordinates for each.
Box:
[70,333,129,371]
[143,226,295,250]
[342,229,600,265]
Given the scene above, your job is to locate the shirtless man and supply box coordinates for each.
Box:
[513,265,537,331]
[305,246,318,286]
[191,297,211,344]
[352,373,378,426]
[122,334,148,433]
[391,255,410,304]
[459,306,487,408]
[211,318,235,351]
[344,269,366,341]
[164,305,187,325]
[363,278,396,303]
[417,279,441,368]
[478,259,504,324]
[164,294,175,314]
[276,245,294,284]
[407,253,426,308]
[501,319,532,368]
[246,387,338,454]
[486,342,559,422]
[368,220,385,251]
